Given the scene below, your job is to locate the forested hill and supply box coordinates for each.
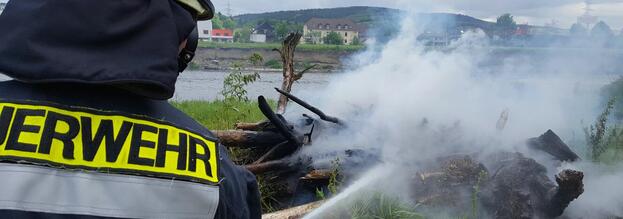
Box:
[233,6,495,30]
[231,6,496,43]
[233,6,401,26]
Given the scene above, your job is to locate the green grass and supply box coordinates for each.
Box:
[172,99,277,164]
[320,192,423,219]
[199,41,365,52]
[171,99,272,130]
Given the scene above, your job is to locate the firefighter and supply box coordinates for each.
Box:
[0,0,261,218]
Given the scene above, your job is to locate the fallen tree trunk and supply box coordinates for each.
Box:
[262,201,325,219]
[214,130,286,148]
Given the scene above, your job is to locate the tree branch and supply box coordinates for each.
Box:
[295,64,318,80]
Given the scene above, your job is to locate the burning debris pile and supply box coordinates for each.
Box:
[215,89,585,218]
[411,152,583,218]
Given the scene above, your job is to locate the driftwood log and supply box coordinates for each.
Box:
[262,201,325,219]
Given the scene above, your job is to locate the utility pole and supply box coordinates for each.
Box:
[226,1,232,17]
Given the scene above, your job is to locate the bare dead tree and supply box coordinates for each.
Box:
[273,32,317,114]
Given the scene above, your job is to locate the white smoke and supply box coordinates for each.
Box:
[287,8,623,219]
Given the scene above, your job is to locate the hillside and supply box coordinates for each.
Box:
[233,7,495,33]
[233,6,496,42]
[233,6,401,26]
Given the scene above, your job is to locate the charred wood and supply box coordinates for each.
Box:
[258,96,303,160]
[275,88,342,125]
[253,141,289,164]
[245,160,292,175]
[300,169,332,182]
[481,152,584,218]
[214,130,286,148]
[527,130,580,162]
[546,169,584,218]
[235,121,271,131]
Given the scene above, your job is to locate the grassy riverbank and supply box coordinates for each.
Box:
[199,41,365,52]
[171,100,273,130]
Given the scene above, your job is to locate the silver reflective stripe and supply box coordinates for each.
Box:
[0,163,219,218]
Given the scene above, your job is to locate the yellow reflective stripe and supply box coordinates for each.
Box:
[0,101,218,185]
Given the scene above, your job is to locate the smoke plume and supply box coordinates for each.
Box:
[286,8,623,219]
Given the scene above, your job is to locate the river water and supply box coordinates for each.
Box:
[172,71,332,101]
[0,70,618,102]
[0,71,333,101]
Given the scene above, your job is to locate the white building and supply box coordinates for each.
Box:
[249,23,274,43]
[197,20,213,41]
[250,34,266,43]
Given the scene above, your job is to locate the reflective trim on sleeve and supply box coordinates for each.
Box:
[0,163,219,218]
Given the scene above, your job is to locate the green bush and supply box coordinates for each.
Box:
[602,77,623,120]
[585,98,623,163]
[221,62,260,101]
[324,31,345,45]
[264,59,283,69]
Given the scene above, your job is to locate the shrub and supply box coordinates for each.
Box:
[265,59,283,69]
[221,62,260,101]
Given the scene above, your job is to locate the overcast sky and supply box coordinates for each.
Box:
[0,0,620,30]
[215,0,623,30]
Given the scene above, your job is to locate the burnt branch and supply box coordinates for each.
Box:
[259,96,301,145]
[253,141,289,164]
[272,48,283,58]
[296,64,318,80]
[235,122,263,131]
[214,130,286,148]
[527,130,580,162]
[258,96,302,160]
[275,88,342,124]
[245,159,291,175]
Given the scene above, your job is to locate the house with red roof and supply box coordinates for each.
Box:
[211,29,233,43]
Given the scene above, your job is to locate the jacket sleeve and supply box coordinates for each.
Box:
[214,145,262,219]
